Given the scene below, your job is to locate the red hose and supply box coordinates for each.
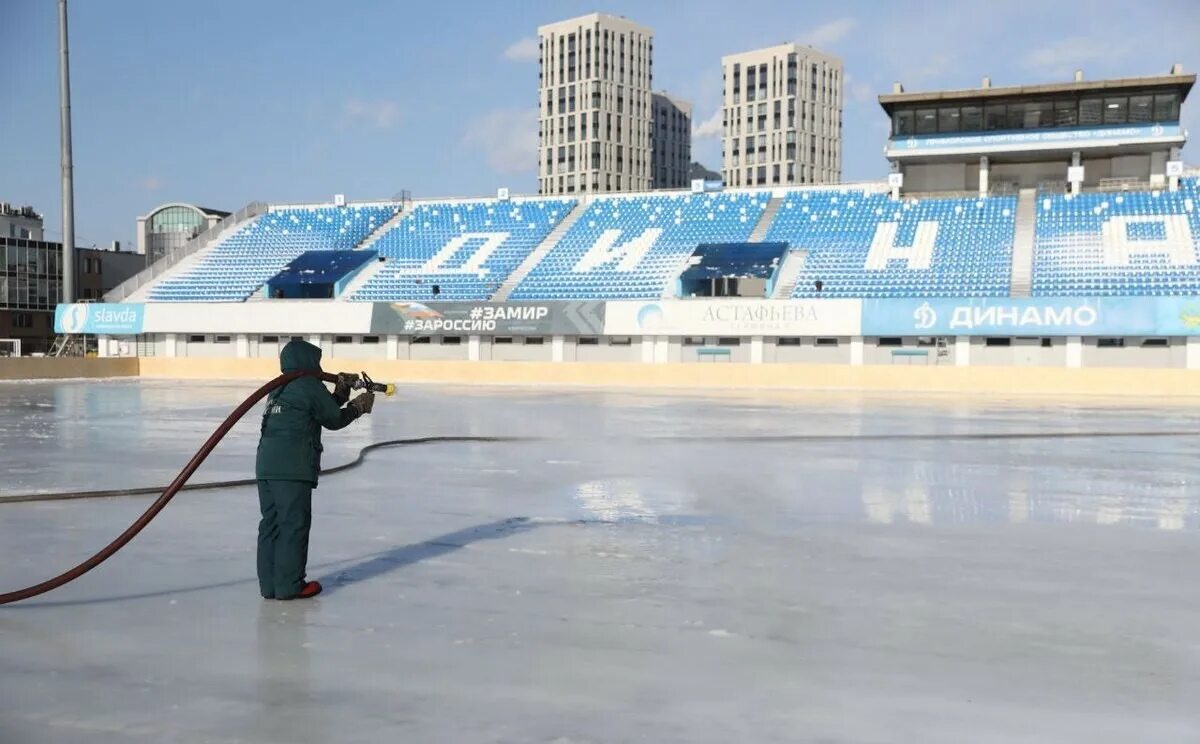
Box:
[0,369,335,606]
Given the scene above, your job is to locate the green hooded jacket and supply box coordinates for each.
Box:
[255,340,358,484]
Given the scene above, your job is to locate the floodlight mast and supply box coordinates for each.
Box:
[59,0,75,303]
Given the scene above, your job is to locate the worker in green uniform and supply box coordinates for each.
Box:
[255,339,374,600]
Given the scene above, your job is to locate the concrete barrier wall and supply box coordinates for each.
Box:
[136,357,1200,399]
[0,357,140,381]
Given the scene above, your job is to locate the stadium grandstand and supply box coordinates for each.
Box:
[74,65,1200,369]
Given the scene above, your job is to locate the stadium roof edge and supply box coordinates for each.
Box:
[877,73,1195,112]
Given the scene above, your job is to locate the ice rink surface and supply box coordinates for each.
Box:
[3,379,1200,743]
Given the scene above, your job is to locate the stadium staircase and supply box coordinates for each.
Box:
[748,195,783,242]
[336,256,387,299]
[490,200,587,302]
[49,334,85,357]
[771,249,808,298]
[1009,188,1036,297]
[355,206,410,253]
[334,208,412,299]
[108,201,268,302]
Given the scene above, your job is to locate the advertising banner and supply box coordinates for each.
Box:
[604,299,862,337]
[141,301,371,334]
[370,301,605,336]
[860,297,1200,337]
[1153,297,1200,335]
[54,303,145,335]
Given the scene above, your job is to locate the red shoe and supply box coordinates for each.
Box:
[283,580,322,600]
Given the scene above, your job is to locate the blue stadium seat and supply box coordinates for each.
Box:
[765,189,1015,298]
[1032,177,1200,296]
[147,205,397,302]
[349,199,575,302]
[509,192,769,300]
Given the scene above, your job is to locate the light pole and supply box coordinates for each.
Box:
[59,0,75,304]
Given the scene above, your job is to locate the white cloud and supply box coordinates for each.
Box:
[693,109,723,139]
[503,37,539,62]
[141,176,163,192]
[340,99,402,130]
[800,17,857,49]
[1022,37,1132,77]
[462,108,538,174]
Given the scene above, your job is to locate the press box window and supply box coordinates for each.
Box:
[260,335,280,343]
[213,335,232,344]
[493,337,514,345]
[682,337,704,346]
[188,335,206,343]
[1141,338,1169,348]
[440,336,462,345]
[361,336,380,344]
[334,335,353,344]
[877,337,902,347]
[985,337,1011,347]
[1097,338,1125,348]
[815,338,839,347]
[717,337,740,346]
[577,337,599,345]
[411,336,431,345]
[609,336,632,346]
[777,337,801,346]
[524,337,545,345]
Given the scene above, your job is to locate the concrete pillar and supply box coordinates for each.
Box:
[850,337,864,366]
[235,334,249,359]
[551,335,565,363]
[750,336,764,364]
[978,156,989,196]
[164,333,177,358]
[385,335,400,360]
[659,337,671,363]
[1066,336,1083,368]
[955,336,970,367]
[1069,151,1082,195]
[468,335,482,361]
[1186,337,1200,370]
[640,337,655,363]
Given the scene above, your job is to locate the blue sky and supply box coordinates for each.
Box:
[2,0,1197,249]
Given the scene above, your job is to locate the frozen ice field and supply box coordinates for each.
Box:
[2,379,1200,743]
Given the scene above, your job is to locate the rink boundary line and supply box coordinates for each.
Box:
[2,430,1196,506]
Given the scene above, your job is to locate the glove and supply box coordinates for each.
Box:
[347,391,374,417]
[333,372,358,403]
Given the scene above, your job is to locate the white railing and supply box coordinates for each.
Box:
[1097,177,1152,192]
[265,197,406,210]
[104,200,267,302]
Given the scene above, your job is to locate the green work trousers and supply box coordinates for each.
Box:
[257,479,313,599]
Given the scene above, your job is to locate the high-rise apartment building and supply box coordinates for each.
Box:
[651,92,692,189]
[537,13,654,195]
[720,43,843,188]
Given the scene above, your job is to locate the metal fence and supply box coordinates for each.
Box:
[104,200,267,302]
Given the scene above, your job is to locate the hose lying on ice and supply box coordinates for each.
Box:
[0,370,386,606]
[2,366,1195,606]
